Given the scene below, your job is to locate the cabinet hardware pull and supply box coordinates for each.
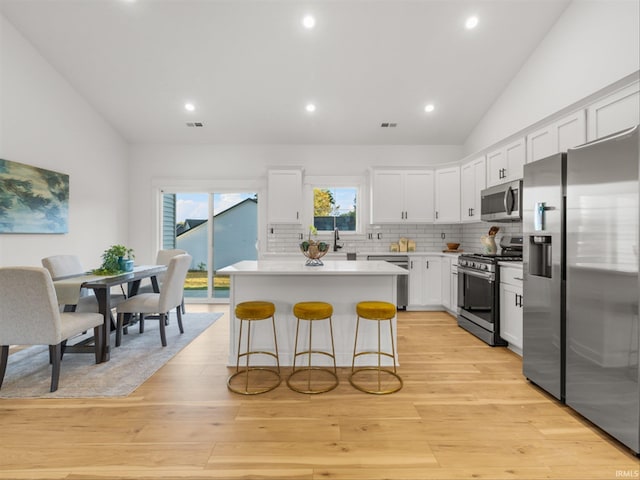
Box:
[470,208,474,216]
[426,261,429,269]
[513,277,523,281]
[435,211,438,219]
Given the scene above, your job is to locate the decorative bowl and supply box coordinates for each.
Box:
[446,242,460,251]
[300,240,330,266]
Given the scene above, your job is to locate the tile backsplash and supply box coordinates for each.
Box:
[265,222,522,254]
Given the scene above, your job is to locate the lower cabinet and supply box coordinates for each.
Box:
[408,255,442,309]
[441,256,459,315]
[451,261,458,315]
[499,266,523,355]
[441,256,451,311]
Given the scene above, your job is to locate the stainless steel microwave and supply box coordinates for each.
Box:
[480,180,522,222]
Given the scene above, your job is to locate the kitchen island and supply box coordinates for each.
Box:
[218,260,408,366]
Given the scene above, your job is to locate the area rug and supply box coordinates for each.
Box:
[0,312,222,399]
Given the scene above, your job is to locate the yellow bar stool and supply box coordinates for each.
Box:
[227,301,281,395]
[287,301,339,394]
[350,301,403,394]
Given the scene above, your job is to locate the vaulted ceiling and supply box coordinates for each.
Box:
[0,0,570,145]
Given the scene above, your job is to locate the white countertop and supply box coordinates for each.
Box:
[262,251,463,259]
[219,259,408,275]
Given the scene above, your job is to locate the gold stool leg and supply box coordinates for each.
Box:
[270,315,281,374]
[287,315,339,394]
[227,315,281,395]
[349,315,403,395]
[351,315,361,374]
[306,319,313,392]
[329,316,337,374]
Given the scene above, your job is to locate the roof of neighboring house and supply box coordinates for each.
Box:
[176,218,207,236]
[176,198,257,237]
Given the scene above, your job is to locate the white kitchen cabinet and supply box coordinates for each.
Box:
[408,256,424,307]
[486,137,526,187]
[461,156,486,222]
[267,169,302,224]
[587,81,640,141]
[451,261,458,314]
[408,255,442,309]
[527,110,587,163]
[500,265,523,355]
[441,256,451,310]
[435,166,460,223]
[423,256,442,306]
[371,169,434,224]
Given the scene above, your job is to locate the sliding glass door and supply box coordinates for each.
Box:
[161,191,257,302]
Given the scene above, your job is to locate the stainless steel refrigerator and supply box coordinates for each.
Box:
[565,125,639,454]
[523,151,566,402]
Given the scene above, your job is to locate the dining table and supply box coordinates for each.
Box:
[53,264,167,362]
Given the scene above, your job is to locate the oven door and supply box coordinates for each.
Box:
[457,267,496,332]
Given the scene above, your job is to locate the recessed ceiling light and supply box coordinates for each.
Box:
[184,102,195,112]
[305,103,316,113]
[465,16,479,29]
[424,104,435,113]
[302,15,316,29]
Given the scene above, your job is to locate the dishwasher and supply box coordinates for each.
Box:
[366,255,409,310]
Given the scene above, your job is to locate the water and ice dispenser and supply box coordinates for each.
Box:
[529,235,552,278]
[528,201,553,278]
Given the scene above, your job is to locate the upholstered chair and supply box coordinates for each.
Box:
[115,254,192,347]
[136,249,187,313]
[41,254,126,312]
[0,267,103,392]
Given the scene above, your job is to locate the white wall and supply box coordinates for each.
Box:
[0,14,129,268]
[128,144,462,263]
[464,0,640,154]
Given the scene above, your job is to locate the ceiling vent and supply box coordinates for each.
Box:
[380,122,398,128]
[186,122,204,127]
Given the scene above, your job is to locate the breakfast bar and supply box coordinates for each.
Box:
[219,260,408,366]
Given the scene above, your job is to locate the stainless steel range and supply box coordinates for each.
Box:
[457,235,523,346]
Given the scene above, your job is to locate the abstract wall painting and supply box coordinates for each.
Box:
[0,159,69,234]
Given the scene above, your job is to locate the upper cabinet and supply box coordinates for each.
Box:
[486,137,526,187]
[587,81,640,141]
[527,110,587,162]
[461,156,486,222]
[371,169,434,223]
[434,166,460,223]
[267,169,302,224]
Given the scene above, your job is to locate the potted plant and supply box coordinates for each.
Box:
[93,244,135,274]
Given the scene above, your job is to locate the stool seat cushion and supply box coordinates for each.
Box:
[356,301,396,320]
[235,301,276,320]
[293,301,333,320]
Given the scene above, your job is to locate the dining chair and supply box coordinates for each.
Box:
[0,267,104,392]
[41,254,126,313]
[137,249,187,314]
[115,254,192,347]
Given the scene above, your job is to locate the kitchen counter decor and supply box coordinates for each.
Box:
[300,225,329,266]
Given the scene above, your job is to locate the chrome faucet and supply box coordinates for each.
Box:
[333,228,343,252]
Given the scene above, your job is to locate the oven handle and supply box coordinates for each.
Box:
[458,267,494,282]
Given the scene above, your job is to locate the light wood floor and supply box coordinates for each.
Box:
[1,306,638,479]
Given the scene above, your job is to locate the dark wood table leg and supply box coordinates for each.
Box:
[92,288,111,363]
